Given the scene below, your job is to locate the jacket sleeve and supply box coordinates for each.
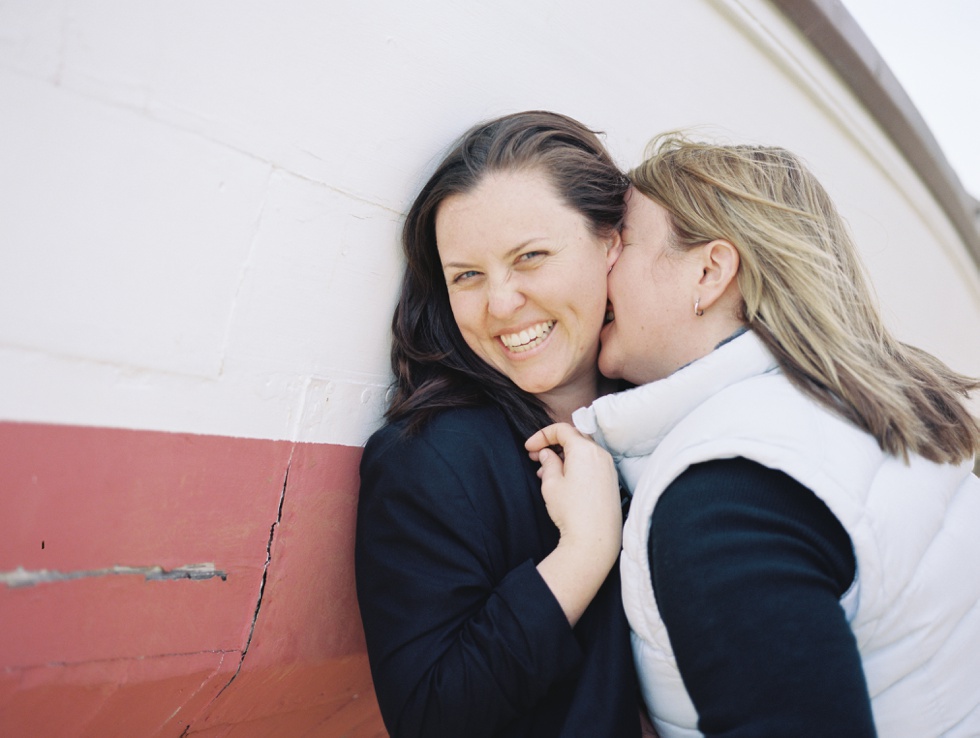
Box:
[355,425,582,738]
[649,457,876,738]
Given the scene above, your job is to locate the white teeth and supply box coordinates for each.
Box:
[500,321,555,352]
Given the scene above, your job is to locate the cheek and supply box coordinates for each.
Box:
[448,294,481,337]
[586,269,609,304]
[565,259,609,313]
[606,264,630,305]
[581,276,611,330]
[446,297,464,329]
[448,286,476,312]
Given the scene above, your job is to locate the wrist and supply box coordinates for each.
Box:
[556,524,622,574]
[538,533,620,626]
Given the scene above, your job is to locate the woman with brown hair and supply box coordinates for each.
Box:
[355,111,642,737]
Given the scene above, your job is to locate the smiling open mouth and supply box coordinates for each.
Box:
[500,321,555,353]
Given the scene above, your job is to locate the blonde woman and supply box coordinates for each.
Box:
[528,136,980,737]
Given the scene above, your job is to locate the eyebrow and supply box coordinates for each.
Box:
[441,238,548,272]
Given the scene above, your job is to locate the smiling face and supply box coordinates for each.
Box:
[436,168,618,418]
[599,190,701,385]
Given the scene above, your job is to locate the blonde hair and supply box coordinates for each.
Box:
[630,133,980,465]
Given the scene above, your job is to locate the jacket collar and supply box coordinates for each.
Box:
[573,330,778,458]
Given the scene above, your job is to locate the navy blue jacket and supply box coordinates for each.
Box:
[355,406,641,738]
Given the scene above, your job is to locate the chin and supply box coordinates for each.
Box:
[513,376,557,396]
[596,357,620,381]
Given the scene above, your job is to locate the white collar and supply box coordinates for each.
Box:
[573,330,778,458]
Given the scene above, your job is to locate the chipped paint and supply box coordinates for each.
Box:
[8,2,976,736]
[0,421,384,736]
[1,563,227,588]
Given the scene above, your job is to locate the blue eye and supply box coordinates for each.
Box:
[518,251,545,262]
[453,270,480,284]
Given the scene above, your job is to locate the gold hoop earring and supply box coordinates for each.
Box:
[694,298,704,317]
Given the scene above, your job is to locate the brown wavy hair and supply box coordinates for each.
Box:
[388,110,629,436]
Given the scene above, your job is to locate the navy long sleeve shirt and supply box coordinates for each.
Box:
[648,457,877,737]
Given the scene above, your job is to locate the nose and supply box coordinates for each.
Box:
[486,275,525,318]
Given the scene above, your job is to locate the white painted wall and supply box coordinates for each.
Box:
[2,0,978,446]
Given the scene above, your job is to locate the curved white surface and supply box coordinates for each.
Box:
[1,0,977,446]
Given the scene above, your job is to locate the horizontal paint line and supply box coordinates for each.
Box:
[6,648,242,674]
[1,563,227,588]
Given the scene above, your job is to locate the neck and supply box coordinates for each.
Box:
[686,316,748,369]
[538,371,604,424]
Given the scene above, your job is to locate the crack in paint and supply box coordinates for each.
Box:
[209,458,290,701]
[1,563,226,588]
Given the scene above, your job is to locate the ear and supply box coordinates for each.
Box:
[605,230,623,273]
[694,239,740,310]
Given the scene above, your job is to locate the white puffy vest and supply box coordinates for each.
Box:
[574,331,980,738]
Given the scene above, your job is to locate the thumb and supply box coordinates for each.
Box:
[537,447,564,481]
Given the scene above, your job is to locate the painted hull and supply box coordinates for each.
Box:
[1,422,384,736]
[1,0,977,735]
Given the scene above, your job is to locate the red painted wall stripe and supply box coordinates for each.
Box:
[0,421,385,737]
